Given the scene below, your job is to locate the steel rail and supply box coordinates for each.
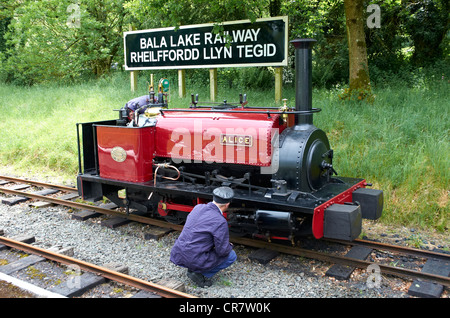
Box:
[1,177,448,288]
[0,186,184,232]
[0,175,78,193]
[229,236,450,287]
[330,238,450,262]
[0,236,195,298]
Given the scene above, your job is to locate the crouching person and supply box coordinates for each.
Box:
[170,187,237,287]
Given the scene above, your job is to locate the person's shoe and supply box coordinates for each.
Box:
[187,270,212,287]
[203,276,213,287]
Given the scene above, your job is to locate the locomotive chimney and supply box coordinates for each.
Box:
[291,38,316,126]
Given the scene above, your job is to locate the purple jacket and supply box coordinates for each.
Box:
[170,202,233,272]
[125,95,149,112]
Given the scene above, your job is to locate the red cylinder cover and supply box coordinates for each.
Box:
[155,110,284,166]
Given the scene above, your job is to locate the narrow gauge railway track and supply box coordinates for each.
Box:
[0,175,77,193]
[0,235,194,298]
[0,175,183,232]
[0,175,449,293]
[233,237,450,287]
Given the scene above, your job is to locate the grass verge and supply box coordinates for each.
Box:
[0,73,448,232]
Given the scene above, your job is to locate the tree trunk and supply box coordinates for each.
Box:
[344,0,371,92]
[269,0,281,17]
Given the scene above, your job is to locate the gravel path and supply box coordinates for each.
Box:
[2,200,435,299]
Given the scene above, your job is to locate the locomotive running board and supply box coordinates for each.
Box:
[79,174,366,213]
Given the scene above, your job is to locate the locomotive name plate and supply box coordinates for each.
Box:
[220,134,253,147]
[111,146,127,163]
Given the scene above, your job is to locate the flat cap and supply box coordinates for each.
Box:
[213,186,234,204]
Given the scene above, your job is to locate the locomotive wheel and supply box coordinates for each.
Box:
[161,211,188,224]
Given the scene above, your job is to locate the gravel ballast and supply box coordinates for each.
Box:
[0,195,448,299]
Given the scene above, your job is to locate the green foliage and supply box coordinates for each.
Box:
[365,0,408,73]
[338,86,374,103]
[318,78,449,232]
[1,0,126,85]
[1,0,448,87]
[124,0,265,29]
[0,75,133,179]
[282,0,349,87]
[403,0,449,66]
[217,67,275,90]
[365,0,449,82]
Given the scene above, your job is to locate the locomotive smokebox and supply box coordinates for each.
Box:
[291,38,316,126]
[275,38,333,192]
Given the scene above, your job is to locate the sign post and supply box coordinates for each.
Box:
[124,17,288,101]
[128,25,139,92]
[178,70,186,98]
[210,68,218,101]
[274,67,283,103]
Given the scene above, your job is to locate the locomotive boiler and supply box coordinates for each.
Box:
[76,39,383,242]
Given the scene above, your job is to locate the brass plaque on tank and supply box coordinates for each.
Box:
[111,146,127,163]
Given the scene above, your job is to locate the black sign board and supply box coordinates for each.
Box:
[124,17,288,70]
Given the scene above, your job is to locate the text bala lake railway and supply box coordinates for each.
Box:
[124,17,288,69]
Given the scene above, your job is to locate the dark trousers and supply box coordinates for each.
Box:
[201,250,237,278]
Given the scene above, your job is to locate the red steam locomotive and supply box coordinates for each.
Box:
[76,39,383,242]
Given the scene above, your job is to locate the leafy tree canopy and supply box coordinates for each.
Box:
[0,0,448,86]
